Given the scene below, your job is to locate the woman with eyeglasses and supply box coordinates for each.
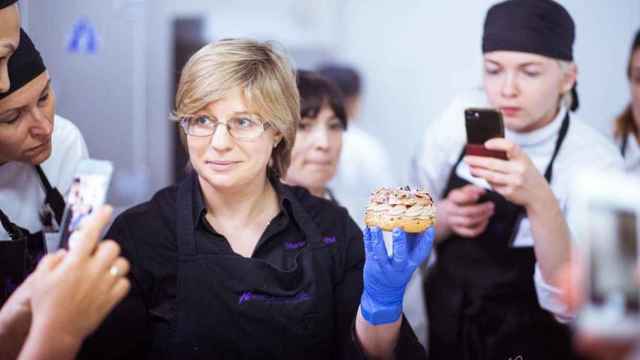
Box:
[283,70,346,204]
[80,39,432,359]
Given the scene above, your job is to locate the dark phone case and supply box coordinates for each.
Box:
[465,144,507,160]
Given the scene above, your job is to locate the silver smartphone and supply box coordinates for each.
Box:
[574,170,640,338]
[56,159,113,250]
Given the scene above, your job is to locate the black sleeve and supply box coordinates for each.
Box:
[77,214,152,360]
[334,213,427,359]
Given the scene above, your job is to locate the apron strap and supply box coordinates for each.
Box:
[507,111,570,245]
[34,165,66,224]
[620,133,629,157]
[0,208,26,240]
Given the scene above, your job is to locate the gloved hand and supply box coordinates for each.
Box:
[360,226,435,325]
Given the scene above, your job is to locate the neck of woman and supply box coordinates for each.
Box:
[198,172,278,225]
[308,186,326,198]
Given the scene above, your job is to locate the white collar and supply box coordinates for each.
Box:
[506,106,568,148]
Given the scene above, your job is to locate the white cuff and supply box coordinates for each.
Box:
[534,264,575,323]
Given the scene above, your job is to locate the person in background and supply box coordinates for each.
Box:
[0,206,130,360]
[614,29,640,173]
[317,64,395,226]
[283,70,346,203]
[413,0,623,358]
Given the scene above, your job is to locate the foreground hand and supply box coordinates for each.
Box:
[360,226,435,325]
[556,261,639,360]
[440,184,494,238]
[28,206,130,344]
[464,138,549,207]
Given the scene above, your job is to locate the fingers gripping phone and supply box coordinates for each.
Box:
[57,159,113,250]
[464,108,507,160]
[574,170,640,338]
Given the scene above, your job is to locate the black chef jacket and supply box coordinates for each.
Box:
[79,172,425,359]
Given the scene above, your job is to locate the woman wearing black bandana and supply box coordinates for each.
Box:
[413,0,623,358]
[0,25,88,303]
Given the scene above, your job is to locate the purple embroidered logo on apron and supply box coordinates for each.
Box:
[284,241,306,250]
[322,236,336,245]
[238,291,311,305]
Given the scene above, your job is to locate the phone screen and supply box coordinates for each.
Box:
[465,108,505,145]
[58,161,112,249]
[589,203,640,314]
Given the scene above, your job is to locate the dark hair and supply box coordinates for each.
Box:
[614,29,640,142]
[316,64,361,99]
[0,0,18,9]
[296,70,347,130]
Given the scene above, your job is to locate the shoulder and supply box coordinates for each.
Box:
[285,184,354,226]
[113,185,178,231]
[108,184,179,255]
[41,115,89,192]
[283,184,361,241]
[561,116,623,169]
[51,115,88,154]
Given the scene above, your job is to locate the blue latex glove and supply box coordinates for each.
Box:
[360,226,435,325]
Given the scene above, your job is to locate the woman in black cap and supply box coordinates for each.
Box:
[0,0,20,93]
[0,28,89,303]
[413,0,623,358]
[613,29,640,173]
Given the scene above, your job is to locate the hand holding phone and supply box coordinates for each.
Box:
[57,159,113,250]
[464,108,507,160]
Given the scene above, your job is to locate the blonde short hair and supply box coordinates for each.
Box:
[173,38,300,177]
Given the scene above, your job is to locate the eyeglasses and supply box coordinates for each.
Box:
[179,114,271,140]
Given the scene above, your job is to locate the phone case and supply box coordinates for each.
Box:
[464,144,508,160]
[56,159,113,250]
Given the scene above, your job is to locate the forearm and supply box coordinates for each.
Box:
[527,189,572,283]
[0,310,30,360]
[355,307,401,360]
[17,321,82,360]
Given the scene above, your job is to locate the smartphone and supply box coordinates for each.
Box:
[56,159,113,250]
[464,108,507,160]
[574,170,640,338]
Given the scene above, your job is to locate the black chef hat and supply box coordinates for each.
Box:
[482,0,578,111]
[0,29,46,100]
[483,0,575,60]
[0,0,17,9]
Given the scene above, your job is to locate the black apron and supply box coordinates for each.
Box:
[425,113,580,360]
[0,165,65,305]
[169,179,336,359]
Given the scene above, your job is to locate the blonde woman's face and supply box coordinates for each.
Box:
[0,73,55,165]
[186,87,281,191]
[631,49,640,122]
[0,4,20,93]
[483,51,575,133]
[285,105,343,191]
